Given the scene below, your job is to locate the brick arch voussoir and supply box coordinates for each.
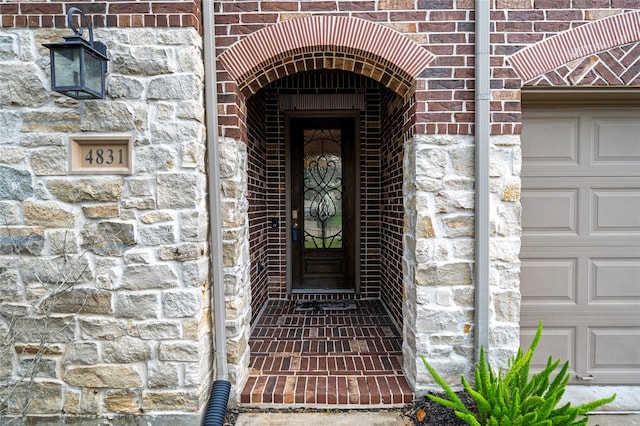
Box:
[219,15,435,97]
[238,47,416,98]
[509,10,640,83]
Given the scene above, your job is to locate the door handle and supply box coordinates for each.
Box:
[576,375,593,381]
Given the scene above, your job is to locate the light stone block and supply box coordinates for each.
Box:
[158,243,204,262]
[158,341,199,362]
[20,110,80,133]
[157,173,203,209]
[150,121,202,145]
[80,318,127,340]
[120,264,178,290]
[0,165,33,201]
[20,133,65,147]
[81,221,136,256]
[416,148,447,178]
[121,197,156,210]
[138,224,176,246]
[0,63,49,108]
[6,381,63,414]
[104,389,141,414]
[103,337,151,363]
[1,146,27,164]
[148,362,180,388]
[64,365,143,388]
[20,254,93,285]
[82,204,119,219]
[162,289,201,318]
[24,199,78,228]
[64,342,99,365]
[0,200,21,225]
[0,226,45,255]
[49,288,112,315]
[442,214,474,238]
[110,45,176,76]
[114,293,160,319]
[47,178,124,202]
[136,145,177,172]
[134,321,181,340]
[148,74,200,100]
[107,75,145,99]
[31,147,67,175]
[126,177,155,196]
[142,390,200,412]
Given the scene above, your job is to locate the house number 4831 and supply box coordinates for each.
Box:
[70,136,132,175]
[84,148,125,165]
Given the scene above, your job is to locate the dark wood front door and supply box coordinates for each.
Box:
[289,116,356,291]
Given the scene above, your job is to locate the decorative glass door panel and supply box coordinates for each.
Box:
[303,128,343,250]
[290,116,356,291]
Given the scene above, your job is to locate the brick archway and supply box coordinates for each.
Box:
[218,15,435,97]
[509,11,640,83]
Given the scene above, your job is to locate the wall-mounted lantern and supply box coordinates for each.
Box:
[43,7,108,100]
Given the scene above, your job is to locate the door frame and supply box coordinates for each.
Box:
[285,110,361,294]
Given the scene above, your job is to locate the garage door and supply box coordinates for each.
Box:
[520,107,640,385]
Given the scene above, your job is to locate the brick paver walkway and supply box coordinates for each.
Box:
[240,299,413,406]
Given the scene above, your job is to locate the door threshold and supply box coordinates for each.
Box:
[290,289,356,294]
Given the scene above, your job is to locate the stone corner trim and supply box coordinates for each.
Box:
[219,15,435,91]
[509,10,640,83]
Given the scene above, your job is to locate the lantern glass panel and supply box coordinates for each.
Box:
[53,47,81,88]
[84,50,104,95]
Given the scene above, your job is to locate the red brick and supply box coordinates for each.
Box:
[109,3,151,14]
[418,21,456,32]
[261,2,298,11]
[300,1,337,11]
[534,0,571,8]
[0,4,18,14]
[547,10,584,20]
[338,1,375,12]
[390,11,426,21]
[19,4,63,14]
[241,13,278,24]
[152,2,197,14]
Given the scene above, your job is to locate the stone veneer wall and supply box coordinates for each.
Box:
[0,27,212,421]
[403,131,522,392]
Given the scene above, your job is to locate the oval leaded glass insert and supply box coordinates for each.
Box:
[303,128,343,249]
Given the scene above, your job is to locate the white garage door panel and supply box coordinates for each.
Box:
[594,119,640,162]
[521,189,578,234]
[521,259,576,303]
[521,107,640,385]
[591,329,640,368]
[591,259,640,300]
[592,190,640,232]
[521,118,579,163]
[521,326,577,377]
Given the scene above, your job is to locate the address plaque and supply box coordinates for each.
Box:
[69,135,132,175]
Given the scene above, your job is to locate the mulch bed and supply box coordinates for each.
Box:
[406,391,478,425]
[223,391,478,425]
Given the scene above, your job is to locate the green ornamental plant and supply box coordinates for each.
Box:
[422,322,616,426]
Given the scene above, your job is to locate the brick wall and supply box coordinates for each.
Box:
[254,71,393,302]
[247,91,269,322]
[0,1,201,31]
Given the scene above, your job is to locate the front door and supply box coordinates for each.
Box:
[289,115,357,291]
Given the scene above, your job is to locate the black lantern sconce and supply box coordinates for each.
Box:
[43,7,108,100]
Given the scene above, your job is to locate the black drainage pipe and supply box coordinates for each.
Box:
[203,380,231,426]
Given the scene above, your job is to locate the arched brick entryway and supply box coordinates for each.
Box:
[217,15,435,405]
[219,15,435,96]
